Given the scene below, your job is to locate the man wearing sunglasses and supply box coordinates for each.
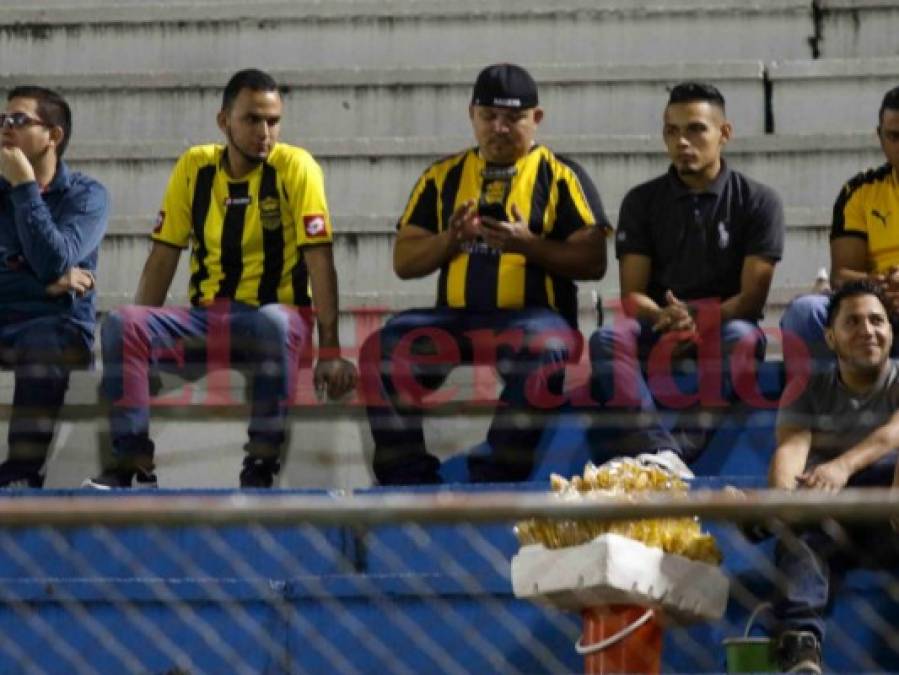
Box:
[0,86,108,487]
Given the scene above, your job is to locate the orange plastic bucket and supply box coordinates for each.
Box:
[578,605,662,674]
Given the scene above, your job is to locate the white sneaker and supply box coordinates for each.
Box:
[636,449,694,480]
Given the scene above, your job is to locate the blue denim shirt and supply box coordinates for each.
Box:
[0,160,109,340]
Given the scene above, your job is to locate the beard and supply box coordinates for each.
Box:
[833,340,889,379]
[225,129,267,167]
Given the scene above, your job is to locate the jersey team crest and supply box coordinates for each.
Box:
[259,196,281,231]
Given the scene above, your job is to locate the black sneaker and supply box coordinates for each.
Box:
[82,466,158,490]
[0,460,45,489]
[674,426,713,463]
[776,630,822,674]
[239,457,280,488]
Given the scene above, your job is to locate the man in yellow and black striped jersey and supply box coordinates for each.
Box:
[361,63,610,484]
[782,85,899,361]
[85,69,357,489]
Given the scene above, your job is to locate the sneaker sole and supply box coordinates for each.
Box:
[81,475,159,490]
[81,478,116,490]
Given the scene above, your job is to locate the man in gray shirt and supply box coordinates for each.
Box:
[770,280,899,674]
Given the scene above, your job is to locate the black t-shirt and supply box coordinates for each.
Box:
[614,162,784,314]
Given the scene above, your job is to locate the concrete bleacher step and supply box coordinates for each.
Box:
[817,0,899,59]
[769,57,899,133]
[66,133,882,219]
[65,129,878,324]
[0,365,548,490]
[0,61,768,139]
[9,55,896,142]
[0,0,814,75]
[0,352,786,491]
[93,206,828,328]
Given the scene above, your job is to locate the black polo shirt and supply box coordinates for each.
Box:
[614,161,784,313]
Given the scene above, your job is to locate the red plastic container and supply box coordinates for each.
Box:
[578,605,662,674]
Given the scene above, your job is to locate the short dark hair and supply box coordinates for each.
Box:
[7,85,72,158]
[667,81,726,113]
[221,68,279,111]
[878,85,899,127]
[825,279,889,327]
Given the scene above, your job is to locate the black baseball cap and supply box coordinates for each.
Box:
[471,63,538,110]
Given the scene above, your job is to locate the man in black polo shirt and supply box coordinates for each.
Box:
[589,82,784,462]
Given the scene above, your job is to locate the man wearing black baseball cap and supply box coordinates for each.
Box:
[360,63,611,484]
[471,62,539,112]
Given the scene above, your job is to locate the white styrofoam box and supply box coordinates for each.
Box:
[511,533,729,623]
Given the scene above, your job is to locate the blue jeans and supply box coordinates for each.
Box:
[361,307,580,484]
[0,313,91,466]
[101,302,313,461]
[588,317,765,462]
[774,464,899,642]
[781,293,899,365]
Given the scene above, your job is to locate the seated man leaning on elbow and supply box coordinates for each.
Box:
[0,86,107,488]
[769,280,899,674]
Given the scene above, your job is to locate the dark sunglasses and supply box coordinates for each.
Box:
[0,112,48,130]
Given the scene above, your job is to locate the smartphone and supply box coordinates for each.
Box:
[477,201,507,223]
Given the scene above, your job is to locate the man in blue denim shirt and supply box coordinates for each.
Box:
[0,86,108,487]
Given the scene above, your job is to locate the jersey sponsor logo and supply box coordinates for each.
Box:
[872,209,891,226]
[460,240,500,257]
[224,196,253,207]
[259,196,281,231]
[304,214,327,238]
[153,210,166,233]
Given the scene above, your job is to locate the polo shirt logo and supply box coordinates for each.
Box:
[717,221,729,249]
[872,209,890,226]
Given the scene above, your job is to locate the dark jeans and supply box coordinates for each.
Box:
[774,464,899,642]
[361,307,580,484]
[0,313,91,466]
[101,302,313,460]
[588,317,765,461]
